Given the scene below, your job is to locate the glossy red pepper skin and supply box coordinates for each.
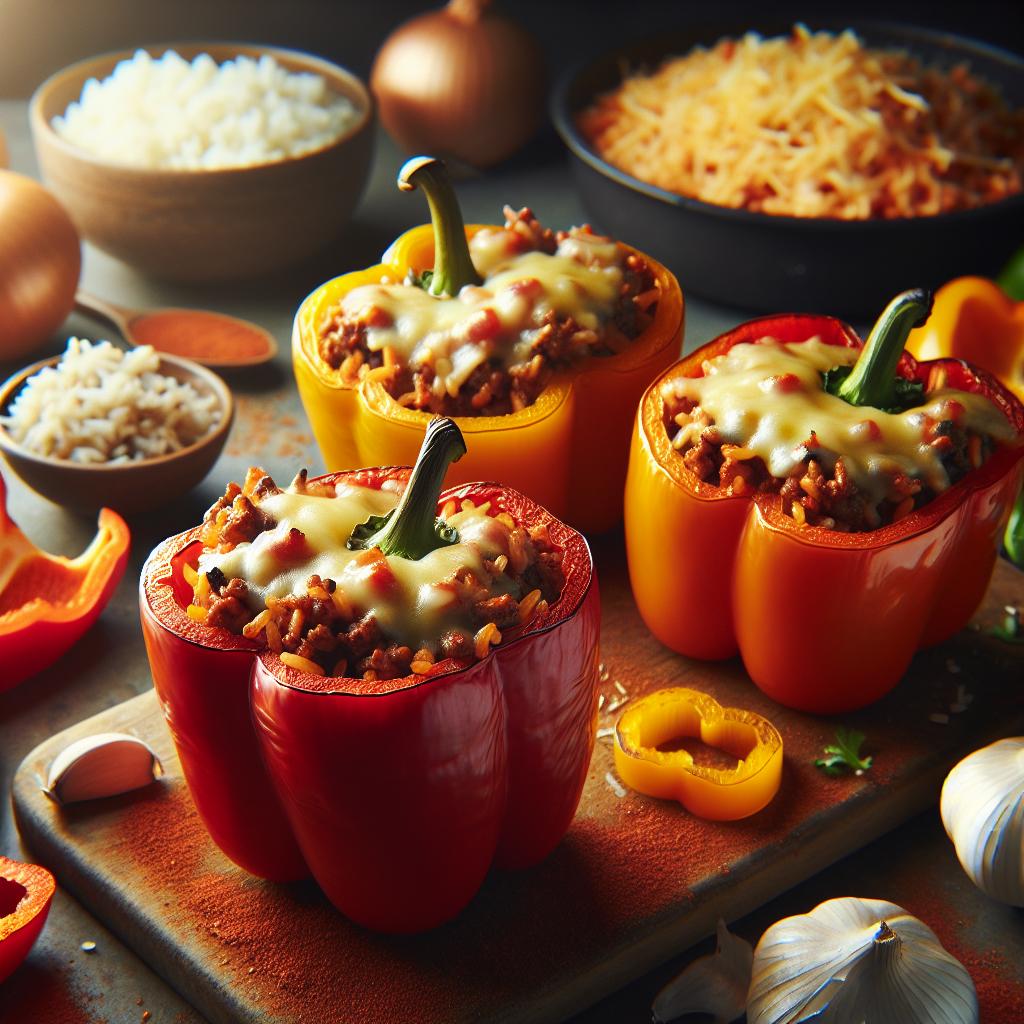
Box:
[0,473,129,693]
[141,557,308,883]
[625,314,1024,714]
[140,474,598,932]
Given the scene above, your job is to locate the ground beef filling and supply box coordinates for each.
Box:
[191,468,566,680]
[317,206,659,417]
[664,397,994,532]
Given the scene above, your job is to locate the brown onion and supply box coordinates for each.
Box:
[0,171,80,361]
[371,0,546,169]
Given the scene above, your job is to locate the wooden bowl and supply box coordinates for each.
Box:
[30,43,374,283]
[0,353,233,515]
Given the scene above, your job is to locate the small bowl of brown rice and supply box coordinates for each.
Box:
[30,43,373,283]
[0,339,233,514]
[552,20,1024,315]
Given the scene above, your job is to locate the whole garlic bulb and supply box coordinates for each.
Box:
[747,897,977,1024]
[941,736,1024,906]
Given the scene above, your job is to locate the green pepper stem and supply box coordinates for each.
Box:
[1005,487,1024,569]
[398,156,482,297]
[348,417,467,559]
[836,289,933,409]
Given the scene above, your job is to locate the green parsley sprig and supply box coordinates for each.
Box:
[815,727,873,777]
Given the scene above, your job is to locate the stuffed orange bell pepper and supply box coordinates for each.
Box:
[0,472,129,691]
[293,156,683,534]
[906,276,1024,403]
[141,418,599,932]
[625,290,1024,714]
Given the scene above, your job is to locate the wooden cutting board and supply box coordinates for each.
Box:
[12,540,1024,1024]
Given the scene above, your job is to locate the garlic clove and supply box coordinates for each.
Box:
[747,897,977,1024]
[652,919,753,1024]
[941,736,1024,906]
[45,732,163,805]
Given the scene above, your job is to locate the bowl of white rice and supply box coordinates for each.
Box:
[0,339,233,514]
[29,44,373,283]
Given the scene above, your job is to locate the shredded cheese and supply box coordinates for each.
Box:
[337,229,625,398]
[663,337,1015,502]
[578,25,1023,219]
[198,483,522,646]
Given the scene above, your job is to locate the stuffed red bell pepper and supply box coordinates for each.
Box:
[625,289,1024,714]
[140,418,599,932]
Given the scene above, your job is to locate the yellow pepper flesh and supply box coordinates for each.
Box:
[906,276,1024,403]
[614,687,783,820]
[293,224,683,533]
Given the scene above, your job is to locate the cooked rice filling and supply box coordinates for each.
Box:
[662,337,1016,530]
[188,468,564,678]
[316,206,658,416]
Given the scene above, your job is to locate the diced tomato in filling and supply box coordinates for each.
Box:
[267,527,312,564]
[506,277,543,300]
[464,308,502,343]
[361,304,393,328]
[353,548,401,598]
[854,419,882,442]
[762,372,802,393]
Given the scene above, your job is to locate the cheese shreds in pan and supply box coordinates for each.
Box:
[578,25,1024,219]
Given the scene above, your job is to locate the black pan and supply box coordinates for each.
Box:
[551,21,1024,317]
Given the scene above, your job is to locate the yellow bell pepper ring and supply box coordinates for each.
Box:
[614,687,784,821]
[906,276,1024,403]
[292,158,684,535]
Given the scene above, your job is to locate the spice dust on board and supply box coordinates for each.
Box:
[226,395,315,462]
[0,961,104,1024]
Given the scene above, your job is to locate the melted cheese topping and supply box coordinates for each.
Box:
[338,229,625,397]
[197,482,519,647]
[664,337,1015,500]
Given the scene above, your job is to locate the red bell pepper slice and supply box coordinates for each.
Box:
[0,473,129,692]
[140,471,599,932]
[0,855,55,983]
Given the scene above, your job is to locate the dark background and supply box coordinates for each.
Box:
[1,0,1020,98]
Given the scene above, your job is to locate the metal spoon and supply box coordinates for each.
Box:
[74,290,278,368]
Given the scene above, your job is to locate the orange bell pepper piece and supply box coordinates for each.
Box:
[0,855,55,983]
[614,687,783,820]
[0,472,129,691]
[293,158,683,534]
[906,276,1024,403]
[625,299,1024,714]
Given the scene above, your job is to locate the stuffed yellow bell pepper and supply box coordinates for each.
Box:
[293,157,684,534]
